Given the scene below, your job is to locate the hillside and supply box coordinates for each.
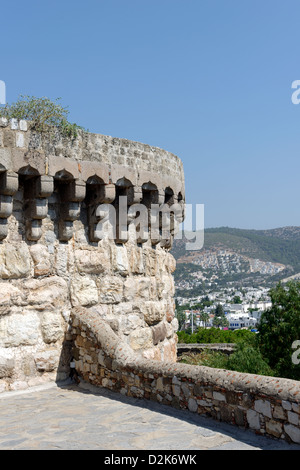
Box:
[171,226,300,296]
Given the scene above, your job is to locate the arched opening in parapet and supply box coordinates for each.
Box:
[85,175,107,243]
[141,182,158,209]
[85,175,106,206]
[164,187,174,206]
[140,182,159,244]
[114,177,134,243]
[114,177,134,207]
[178,192,183,203]
[53,170,78,241]
[18,165,40,209]
[18,166,41,241]
[54,169,74,197]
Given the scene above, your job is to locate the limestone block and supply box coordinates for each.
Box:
[19,120,28,132]
[35,175,54,198]
[0,282,23,308]
[165,252,176,273]
[188,398,198,413]
[0,118,8,127]
[111,244,129,276]
[70,276,98,307]
[10,119,18,130]
[149,277,157,300]
[152,321,167,345]
[137,277,150,299]
[163,338,177,362]
[26,219,43,241]
[171,317,179,333]
[254,399,272,418]
[0,171,19,196]
[0,243,31,279]
[129,327,153,351]
[41,311,64,344]
[165,299,176,322]
[157,275,174,299]
[123,277,137,302]
[0,220,8,241]
[273,405,286,420]
[16,132,24,148]
[127,244,144,274]
[0,195,13,218]
[142,347,161,361]
[11,149,46,175]
[30,244,52,277]
[143,301,164,326]
[98,276,123,304]
[0,149,12,172]
[74,247,110,274]
[24,276,68,307]
[265,420,283,438]
[288,411,299,426]
[0,350,15,378]
[143,248,158,276]
[27,198,48,220]
[0,312,40,347]
[55,244,69,276]
[34,350,59,372]
[247,409,260,430]
[113,304,144,335]
[213,391,226,402]
[284,424,300,444]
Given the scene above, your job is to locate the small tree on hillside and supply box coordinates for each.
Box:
[256,281,300,380]
[213,304,229,329]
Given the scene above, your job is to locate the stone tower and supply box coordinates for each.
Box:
[0,118,185,392]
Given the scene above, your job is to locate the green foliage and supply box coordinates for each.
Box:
[213,304,229,328]
[177,281,300,380]
[257,281,300,380]
[179,341,273,376]
[177,327,254,344]
[0,95,87,139]
[179,351,229,369]
[226,341,273,376]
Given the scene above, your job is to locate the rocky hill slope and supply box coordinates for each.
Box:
[171,226,300,296]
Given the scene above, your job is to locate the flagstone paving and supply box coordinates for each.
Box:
[0,381,299,451]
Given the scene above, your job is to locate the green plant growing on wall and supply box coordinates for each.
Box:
[0,95,87,138]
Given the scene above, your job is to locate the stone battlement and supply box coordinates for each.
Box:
[0,118,185,243]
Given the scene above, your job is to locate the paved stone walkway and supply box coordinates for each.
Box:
[0,381,299,451]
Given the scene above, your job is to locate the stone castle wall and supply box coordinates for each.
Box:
[0,118,185,392]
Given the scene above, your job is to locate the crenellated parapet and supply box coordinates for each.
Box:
[0,118,185,245]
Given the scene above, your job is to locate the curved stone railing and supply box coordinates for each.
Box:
[71,307,300,445]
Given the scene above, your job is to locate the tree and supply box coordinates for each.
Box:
[213,304,229,329]
[256,281,300,380]
[0,95,87,138]
[199,311,210,328]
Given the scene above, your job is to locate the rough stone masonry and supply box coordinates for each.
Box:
[0,118,300,445]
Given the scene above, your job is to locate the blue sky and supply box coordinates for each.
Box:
[1,0,300,230]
